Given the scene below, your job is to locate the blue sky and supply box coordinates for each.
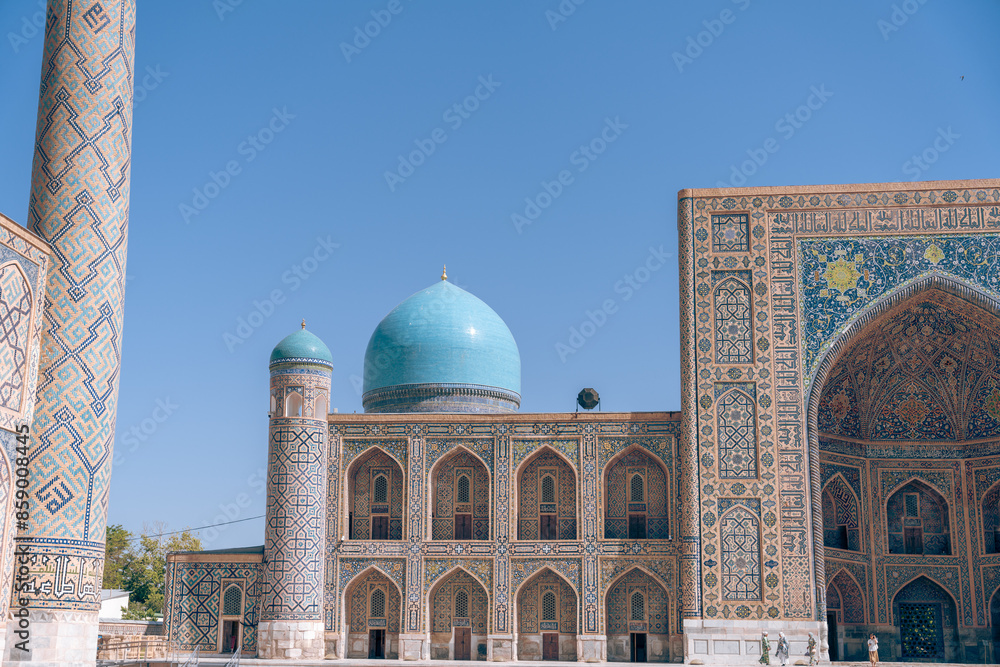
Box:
[1,1,998,549]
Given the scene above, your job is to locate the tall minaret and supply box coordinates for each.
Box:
[259,323,332,659]
[6,1,135,663]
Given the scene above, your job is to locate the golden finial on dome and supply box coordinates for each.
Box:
[441,265,448,281]
[301,319,306,329]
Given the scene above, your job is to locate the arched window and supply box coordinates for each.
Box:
[370,588,385,619]
[222,585,242,616]
[631,591,645,621]
[541,475,556,503]
[373,474,388,504]
[285,390,303,417]
[455,589,469,618]
[313,391,328,418]
[541,591,557,621]
[457,475,471,504]
[886,480,950,555]
[630,474,644,502]
[269,395,276,415]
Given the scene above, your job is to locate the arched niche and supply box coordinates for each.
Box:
[428,568,489,660]
[343,567,403,659]
[516,446,577,541]
[603,446,669,540]
[885,479,950,556]
[514,567,578,661]
[822,476,861,551]
[346,447,405,541]
[604,567,671,662]
[430,448,490,541]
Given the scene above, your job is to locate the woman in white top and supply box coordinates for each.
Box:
[868,634,879,666]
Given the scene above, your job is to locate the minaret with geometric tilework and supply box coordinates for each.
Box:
[4,0,135,664]
[258,324,332,659]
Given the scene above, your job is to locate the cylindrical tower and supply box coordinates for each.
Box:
[258,323,332,659]
[7,1,135,663]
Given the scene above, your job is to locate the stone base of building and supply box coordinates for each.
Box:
[399,633,430,660]
[257,619,325,659]
[577,634,607,662]
[1,609,98,666]
[683,619,825,665]
[488,634,513,661]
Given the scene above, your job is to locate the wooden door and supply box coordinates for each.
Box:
[543,633,559,660]
[222,619,239,652]
[904,527,923,554]
[631,632,647,662]
[369,629,385,658]
[372,516,389,540]
[455,514,472,540]
[628,515,646,539]
[455,627,471,660]
[541,514,558,540]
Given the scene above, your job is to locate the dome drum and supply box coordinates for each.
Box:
[362,382,520,414]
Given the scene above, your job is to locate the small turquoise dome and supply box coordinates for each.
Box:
[363,278,521,413]
[270,326,333,368]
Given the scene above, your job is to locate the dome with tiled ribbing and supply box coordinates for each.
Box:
[362,274,520,413]
[269,325,333,368]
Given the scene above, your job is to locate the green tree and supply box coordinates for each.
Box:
[104,523,201,620]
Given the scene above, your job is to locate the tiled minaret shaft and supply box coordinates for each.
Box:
[258,335,332,659]
[6,1,135,664]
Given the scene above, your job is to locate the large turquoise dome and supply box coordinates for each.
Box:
[362,278,521,413]
[270,326,333,368]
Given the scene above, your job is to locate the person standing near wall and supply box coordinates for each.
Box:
[775,631,789,666]
[806,632,817,666]
[759,631,770,665]
[868,633,879,667]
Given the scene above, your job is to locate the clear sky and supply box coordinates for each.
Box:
[1,1,998,549]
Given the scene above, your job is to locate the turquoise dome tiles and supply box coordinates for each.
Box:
[362,280,521,413]
[270,327,333,368]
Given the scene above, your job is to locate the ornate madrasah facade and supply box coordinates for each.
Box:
[158,178,1000,665]
[5,4,1000,667]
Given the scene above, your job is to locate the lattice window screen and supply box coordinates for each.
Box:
[455,589,469,617]
[542,591,557,621]
[371,588,385,618]
[631,592,645,621]
[541,475,555,503]
[630,474,644,502]
[373,475,388,504]
[905,493,919,518]
[457,475,471,503]
[222,585,242,616]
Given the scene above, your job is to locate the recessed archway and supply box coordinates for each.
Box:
[515,446,577,541]
[892,575,958,662]
[346,447,405,540]
[604,567,671,662]
[429,447,491,541]
[343,567,403,659]
[514,567,578,661]
[428,567,490,660]
[603,446,670,540]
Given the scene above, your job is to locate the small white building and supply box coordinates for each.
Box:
[100,589,130,620]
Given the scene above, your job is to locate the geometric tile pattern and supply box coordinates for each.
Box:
[163,560,261,653]
[347,569,400,633]
[821,476,859,551]
[0,233,46,432]
[0,263,32,413]
[715,277,753,364]
[717,389,757,479]
[19,0,136,613]
[826,569,864,624]
[712,213,749,253]
[720,505,761,601]
[348,448,403,540]
[261,421,326,620]
[431,451,489,541]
